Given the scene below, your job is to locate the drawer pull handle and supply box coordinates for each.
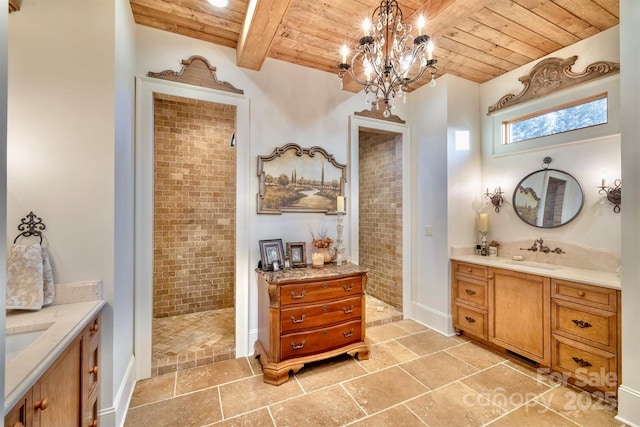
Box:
[89,420,98,427]
[290,340,306,350]
[571,319,592,329]
[343,305,355,314]
[343,328,354,338]
[90,321,99,333]
[572,357,592,367]
[342,284,354,292]
[13,422,25,427]
[467,268,472,273]
[89,365,99,375]
[577,291,586,297]
[322,331,328,336]
[34,398,49,411]
[464,316,476,324]
[322,305,328,312]
[322,282,328,289]
[487,274,493,279]
[465,289,476,296]
[290,314,306,324]
[290,290,306,299]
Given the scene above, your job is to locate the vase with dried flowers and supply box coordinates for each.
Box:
[310,227,333,264]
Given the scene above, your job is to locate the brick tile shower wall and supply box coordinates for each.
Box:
[153,94,236,318]
[358,130,403,310]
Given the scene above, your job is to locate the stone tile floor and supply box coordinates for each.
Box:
[150,296,401,377]
[128,318,624,427]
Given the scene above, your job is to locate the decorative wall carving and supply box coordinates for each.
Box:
[148,55,244,94]
[354,104,406,124]
[488,56,620,115]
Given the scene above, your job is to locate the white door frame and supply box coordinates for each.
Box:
[348,115,412,318]
[134,76,251,380]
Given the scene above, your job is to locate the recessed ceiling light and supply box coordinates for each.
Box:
[207,0,229,7]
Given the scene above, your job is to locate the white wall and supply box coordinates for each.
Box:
[112,0,136,424]
[479,27,621,255]
[7,0,130,423]
[0,4,8,414]
[618,2,640,425]
[135,25,372,351]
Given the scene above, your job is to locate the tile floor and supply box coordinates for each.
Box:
[150,296,401,377]
[127,319,624,427]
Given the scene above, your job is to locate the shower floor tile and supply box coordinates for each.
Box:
[152,307,235,377]
[151,296,401,377]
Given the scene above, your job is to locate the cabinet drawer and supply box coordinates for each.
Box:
[85,333,100,397]
[280,277,361,306]
[552,279,617,311]
[454,304,487,339]
[280,296,361,334]
[454,277,487,309]
[454,262,488,280]
[552,336,617,390]
[552,300,617,352]
[281,320,362,360]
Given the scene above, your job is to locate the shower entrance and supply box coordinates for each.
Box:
[135,76,250,380]
[349,115,412,317]
[151,94,236,375]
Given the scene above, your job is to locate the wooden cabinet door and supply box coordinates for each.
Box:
[5,393,32,427]
[32,339,82,427]
[488,268,551,365]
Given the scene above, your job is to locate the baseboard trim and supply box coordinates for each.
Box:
[99,355,137,427]
[411,302,454,336]
[616,384,640,427]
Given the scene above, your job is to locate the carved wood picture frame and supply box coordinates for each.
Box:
[257,143,347,214]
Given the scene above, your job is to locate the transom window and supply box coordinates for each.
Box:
[503,93,608,145]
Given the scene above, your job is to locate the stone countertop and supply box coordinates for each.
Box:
[256,262,368,283]
[451,255,621,290]
[4,284,105,414]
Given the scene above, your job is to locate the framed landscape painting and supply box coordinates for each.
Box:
[257,143,347,214]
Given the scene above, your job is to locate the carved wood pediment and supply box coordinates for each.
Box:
[488,56,619,115]
[354,104,406,124]
[148,55,244,94]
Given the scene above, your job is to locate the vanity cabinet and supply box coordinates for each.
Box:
[551,279,620,395]
[4,312,101,427]
[451,260,620,399]
[255,265,369,385]
[488,268,551,366]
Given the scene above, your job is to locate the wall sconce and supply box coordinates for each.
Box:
[598,179,621,213]
[485,187,504,213]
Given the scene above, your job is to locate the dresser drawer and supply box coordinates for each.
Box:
[280,296,361,334]
[552,336,617,390]
[454,276,487,309]
[454,261,488,281]
[552,299,617,352]
[281,320,362,360]
[454,304,487,339]
[280,277,361,306]
[552,279,617,311]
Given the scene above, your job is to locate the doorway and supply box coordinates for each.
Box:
[349,115,412,318]
[135,77,250,380]
[151,93,236,375]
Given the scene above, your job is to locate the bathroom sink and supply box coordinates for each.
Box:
[504,260,563,271]
[5,325,51,362]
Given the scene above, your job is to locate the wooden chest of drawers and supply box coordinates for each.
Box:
[255,264,369,385]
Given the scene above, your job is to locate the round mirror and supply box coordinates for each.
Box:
[513,168,584,228]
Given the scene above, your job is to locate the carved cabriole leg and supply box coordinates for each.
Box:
[347,343,370,360]
[454,328,463,336]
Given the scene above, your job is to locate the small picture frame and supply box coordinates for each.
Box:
[286,242,307,268]
[283,257,291,269]
[259,239,285,271]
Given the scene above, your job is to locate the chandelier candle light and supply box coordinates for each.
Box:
[338,0,437,118]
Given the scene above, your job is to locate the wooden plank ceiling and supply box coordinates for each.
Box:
[130,0,619,93]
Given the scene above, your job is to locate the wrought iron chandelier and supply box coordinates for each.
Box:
[338,0,437,117]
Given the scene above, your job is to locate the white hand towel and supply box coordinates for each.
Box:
[6,243,44,310]
[42,246,54,306]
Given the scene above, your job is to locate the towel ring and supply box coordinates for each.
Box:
[13,211,46,245]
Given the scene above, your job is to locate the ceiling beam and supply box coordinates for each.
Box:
[236,0,293,70]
